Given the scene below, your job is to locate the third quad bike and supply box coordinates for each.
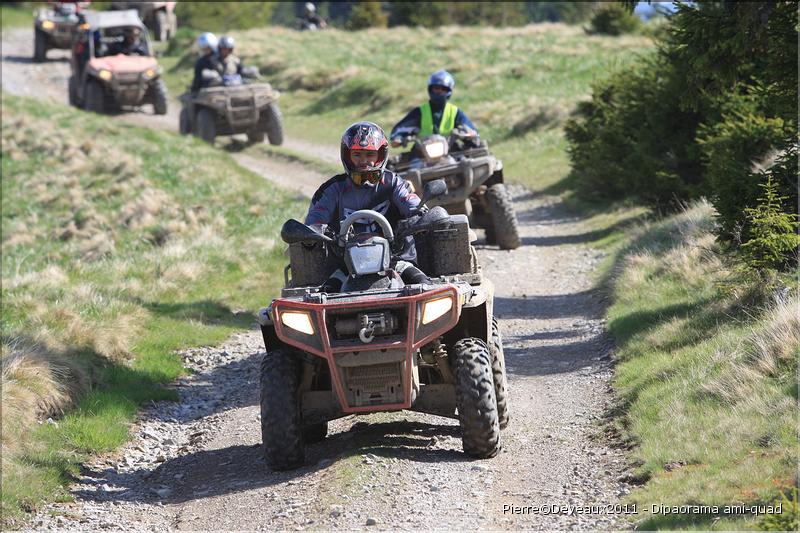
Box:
[258,181,509,470]
[387,127,521,250]
[110,1,177,41]
[33,2,88,62]
[68,10,168,115]
[179,71,284,146]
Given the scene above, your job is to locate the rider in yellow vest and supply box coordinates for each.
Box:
[390,69,478,147]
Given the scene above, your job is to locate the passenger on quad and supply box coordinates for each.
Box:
[191,32,219,94]
[390,69,479,150]
[306,121,430,293]
[105,26,148,56]
[299,2,327,31]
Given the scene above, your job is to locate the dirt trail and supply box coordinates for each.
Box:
[3,27,631,531]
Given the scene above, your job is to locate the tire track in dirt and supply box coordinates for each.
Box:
[3,27,632,531]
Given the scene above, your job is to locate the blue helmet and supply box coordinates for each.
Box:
[427,70,455,105]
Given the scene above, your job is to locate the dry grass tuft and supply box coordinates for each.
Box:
[1,341,88,452]
[700,294,800,404]
[746,295,800,376]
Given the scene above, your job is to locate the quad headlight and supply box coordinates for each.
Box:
[280,310,315,335]
[423,138,448,160]
[421,295,453,325]
[143,68,157,79]
[98,69,113,81]
[41,20,55,30]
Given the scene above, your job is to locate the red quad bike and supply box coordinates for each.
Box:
[258,184,510,470]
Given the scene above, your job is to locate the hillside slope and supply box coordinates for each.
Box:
[161,23,653,191]
[0,94,304,526]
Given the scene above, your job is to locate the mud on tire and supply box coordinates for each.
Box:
[260,349,305,470]
[490,317,509,430]
[453,338,500,458]
[486,183,521,250]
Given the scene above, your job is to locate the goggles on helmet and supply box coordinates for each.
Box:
[349,169,383,187]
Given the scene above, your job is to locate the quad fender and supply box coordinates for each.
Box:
[451,279,494,346]
[258,307,280,351]
[485,163,504,187]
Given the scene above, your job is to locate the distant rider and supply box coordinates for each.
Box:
[299,2,327,30]
[390,69,478,147]
[106,26,148,56]
[191,32,220,94]
[306,122,430,293]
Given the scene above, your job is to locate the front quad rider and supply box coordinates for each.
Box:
[259,124,509,471]
[306,121,431,293]
[390,69,478,149]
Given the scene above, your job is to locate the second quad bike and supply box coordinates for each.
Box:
[258,181,510,470]
[387,127,521,250]
[68,10,168,115]
[33,2,88,62]
[110,1,177,41]
[179,72,284,146]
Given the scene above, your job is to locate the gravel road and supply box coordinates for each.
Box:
[3,27,632,531]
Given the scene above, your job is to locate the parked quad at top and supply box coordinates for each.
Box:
[110,1,177,41]
[33,2,89,62]
[387,127,521,250]
[179,70,284,146]
[258,183,509,470]
[68,10,168,115]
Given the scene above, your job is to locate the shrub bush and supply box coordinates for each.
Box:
[565,1,798,269]
[564,54,704,208]
[346,1,387,30]
[174,2,275,33]
[586,3,640,36]
[698,95,795,240]
[739,167,800,270]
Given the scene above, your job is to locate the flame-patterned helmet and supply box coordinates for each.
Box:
[340,121,389,187]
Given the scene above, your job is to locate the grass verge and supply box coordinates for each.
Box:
[1,3,31,30]
[159,23,653,192]
[585,200,799,530]
[0,94,304,528]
